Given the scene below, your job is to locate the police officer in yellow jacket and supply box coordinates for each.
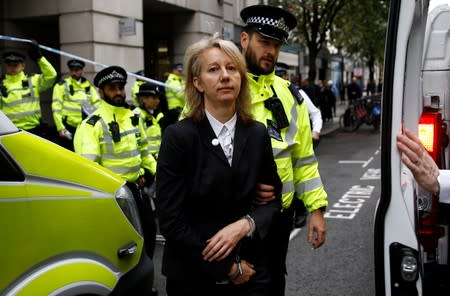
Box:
[52,59,99,150]
[0,41,57,137]
[164,63,185,125]
[240,5,328,296]
[133,82,163,160]
[74,67,158,290]
[74,66,157,185]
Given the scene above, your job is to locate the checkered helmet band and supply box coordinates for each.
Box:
[246,16,289,34]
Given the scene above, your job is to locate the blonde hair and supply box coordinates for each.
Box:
[183,32,252,123]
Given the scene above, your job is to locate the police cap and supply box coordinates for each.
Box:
[275,62,289,75]
[94,66,127,88]
[2,51,26,64]
[67,59,85,69]
[172,63,183,72]
[240,5,297,43]
[136,83,160,97]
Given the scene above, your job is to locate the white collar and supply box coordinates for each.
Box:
[205,109,237,137]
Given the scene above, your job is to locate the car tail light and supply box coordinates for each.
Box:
[416,110,444,251]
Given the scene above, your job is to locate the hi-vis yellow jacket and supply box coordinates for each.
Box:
[74,100,157,182]
[133,107,163,159]
[248,72,328,211]
[0,57,56,130]
[164,73,185,110]
[52,76,100,132]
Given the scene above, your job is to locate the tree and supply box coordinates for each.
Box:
[331,0,389,81]
[281,0,347,82]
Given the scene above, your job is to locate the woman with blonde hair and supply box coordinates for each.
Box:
[156,33,281,295]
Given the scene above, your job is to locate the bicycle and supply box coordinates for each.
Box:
[339,95,381,132]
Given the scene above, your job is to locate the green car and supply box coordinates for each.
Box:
[0,110,153,295]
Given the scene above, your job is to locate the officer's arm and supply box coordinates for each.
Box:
[52,82,65,132]
[35,56,57,92]
[293,103,328,212]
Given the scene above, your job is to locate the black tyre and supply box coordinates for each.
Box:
[339,109,360,132]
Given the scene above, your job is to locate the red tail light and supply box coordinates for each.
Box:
[416,111,444,251]
[418,111,442,167]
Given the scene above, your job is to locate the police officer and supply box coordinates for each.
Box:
[74,66,157,267]
[164,63,185,126]
[133,82,163,160]
[240,5,328,295]
[0,41,57,137]
[52,59,99,150]
[74,65,156,184]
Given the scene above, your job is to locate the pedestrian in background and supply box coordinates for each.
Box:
[319,79,335,122]
[156,33,281,296]
[347,76,362,104]
[164,63,185,126]
[52,59,99,150]
[328,80,339,115]
[300,78,321,107]
[0,40,57,137]
[366,78,377,96]
[240,5,328,295]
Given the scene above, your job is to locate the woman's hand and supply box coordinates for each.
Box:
[228,259,256,285]
[397,129,440,193]
[202,219,250,262]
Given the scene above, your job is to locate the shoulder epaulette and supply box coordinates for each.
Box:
[58,79,66,85]
[288,83,304,105]
[86,115,101,126]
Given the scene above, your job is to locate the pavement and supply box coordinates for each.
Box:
[321,101,348,136]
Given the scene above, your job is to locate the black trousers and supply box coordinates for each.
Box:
[264,205,295,296]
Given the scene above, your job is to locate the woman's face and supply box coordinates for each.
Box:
[193,47,241,107]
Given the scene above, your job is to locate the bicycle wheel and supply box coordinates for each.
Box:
[339,109,361,132]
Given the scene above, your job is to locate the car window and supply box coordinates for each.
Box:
[0,146,24,181]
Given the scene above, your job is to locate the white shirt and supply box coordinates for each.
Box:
[300,89,323,134]
[438,170,450,204]
[205,109,236,165]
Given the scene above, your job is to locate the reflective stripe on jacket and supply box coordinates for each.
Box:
[52,76,100,131]
[248,72,328,211]
[165,73,185,110]
[0,57,57,130]
[74,100,157,182]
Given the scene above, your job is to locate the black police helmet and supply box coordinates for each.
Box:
[240,5,297,43]
[137,83,160,97]
[94,66,127,88]
[3,51,26,64]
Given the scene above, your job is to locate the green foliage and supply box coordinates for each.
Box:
[332,0,389,65]
[275,0,389,80]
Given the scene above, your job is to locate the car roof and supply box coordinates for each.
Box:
[0,111,19,135]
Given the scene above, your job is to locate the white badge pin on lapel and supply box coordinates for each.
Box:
[211,138,219,146]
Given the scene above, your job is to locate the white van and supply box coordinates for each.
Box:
[375,0,450,295]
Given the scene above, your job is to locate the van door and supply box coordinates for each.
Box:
[374,1,450,295]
